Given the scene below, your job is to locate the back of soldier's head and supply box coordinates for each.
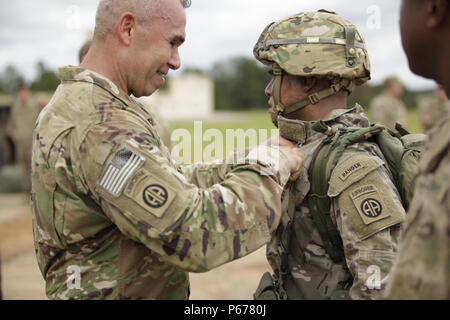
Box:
[383,76,402,90]
[79,39,92,64]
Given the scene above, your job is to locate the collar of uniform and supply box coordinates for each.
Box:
[58,66,134,107]
[278,105,361,144]
[323,105,362,121]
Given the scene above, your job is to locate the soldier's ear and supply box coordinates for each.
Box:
[426,0,450,28]
[117,12,136,46]
[302,77,318,93]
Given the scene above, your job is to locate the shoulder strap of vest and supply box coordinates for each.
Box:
[305,124,385,263]
[307,140,345,263]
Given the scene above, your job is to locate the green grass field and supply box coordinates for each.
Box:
[169,109,424,163]
[171,109,424,134]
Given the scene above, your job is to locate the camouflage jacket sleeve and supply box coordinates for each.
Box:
[328,150,406,299]
[76,118,291,273]
[179,149,252,189]
[385,121,450,299]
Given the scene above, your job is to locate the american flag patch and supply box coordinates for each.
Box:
[98,148,145,196]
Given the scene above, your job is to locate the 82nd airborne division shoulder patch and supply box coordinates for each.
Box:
[350,185,390,225]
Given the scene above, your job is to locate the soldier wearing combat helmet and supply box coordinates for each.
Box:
[252,10,406,300]
[369,76,408,132]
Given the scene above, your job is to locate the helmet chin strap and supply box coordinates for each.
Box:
[271,65,355,120]
[268,66,283,127]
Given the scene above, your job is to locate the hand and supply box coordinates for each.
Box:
[262,135,295,148]
[264,136,304,181]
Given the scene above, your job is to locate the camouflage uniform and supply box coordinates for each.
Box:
[418,94,450,132]
[385,117,450,299]
[369,94,407,132]
[31,66,292,300]
[264,108,405,300]
[6,91,42,189]
[139,103,173,150]
[253,11,405,299]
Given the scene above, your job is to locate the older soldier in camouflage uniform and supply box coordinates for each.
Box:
[252,10,406,300]
[369,77,408,131]
[385,0,450,299]
[31,0,304,300]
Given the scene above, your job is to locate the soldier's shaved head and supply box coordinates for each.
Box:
[82,0,189,97]
[93,0,191,41]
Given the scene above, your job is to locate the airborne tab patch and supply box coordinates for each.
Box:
[98,148,145,197]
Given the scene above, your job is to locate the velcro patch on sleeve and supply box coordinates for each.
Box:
[97,147,145,197]
[350,185,390,225]
[330,153,405,241]
[328,154,384,197]
[123,169,177,218]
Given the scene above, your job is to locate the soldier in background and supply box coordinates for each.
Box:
[252,10,405,300]
[418,86,449,132]
[5,87,41,191]
[385,0,450,299]
[78,39,92,64]
[369,76,408,131]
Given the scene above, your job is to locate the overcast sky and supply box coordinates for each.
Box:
[0,0,438,90]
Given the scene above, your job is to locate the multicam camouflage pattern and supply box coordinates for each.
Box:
[31,66,291,300]
[140,104,173,149]
[253,10,371,86]
[263,106,405,299]
[385,118,450,299]
[418,95,450,132]
[369,94,407,131]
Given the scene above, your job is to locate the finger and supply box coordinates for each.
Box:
[289,169,301,181]
[278,137,295,147]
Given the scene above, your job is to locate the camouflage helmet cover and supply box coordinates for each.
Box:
[254,10,371,86]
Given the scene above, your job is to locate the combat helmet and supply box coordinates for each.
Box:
[254,10,371,121]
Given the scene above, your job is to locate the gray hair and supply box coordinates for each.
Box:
[94,0,191,41]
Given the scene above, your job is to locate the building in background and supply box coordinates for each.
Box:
[138,72,214,122]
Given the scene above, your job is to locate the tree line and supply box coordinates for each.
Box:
[0,57,430,110]
[0,61,60,94]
